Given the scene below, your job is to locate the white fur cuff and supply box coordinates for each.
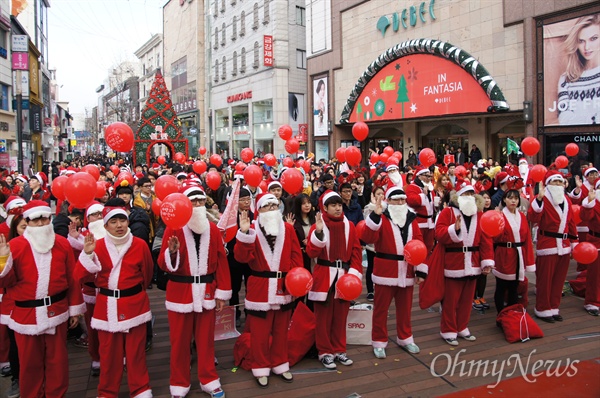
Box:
[78,252,102,274]
[347,268,363,280]
[447,224,462,243]
[415,263,428,275]
[310,231,327,248]
[68,234,85,251]
[69,302,86,317]
[582,198,596,209]
[214,289,232,301]
[531,198,543,213]
[236,229,256,244]
[164,249,180,273]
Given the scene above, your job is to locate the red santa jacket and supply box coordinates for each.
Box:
[76,233,153,332]
[568,180,592,232]
[158,223,232,313]
[234,220,303,311]
[360,210,427,287]
[434,205,494,278]
[581,195,600,246]
[68,231,98,304]
[0,233,85,335]
[527,195,578,256]
[305,217,363,302]
[492,207,535,281]
[405,182,435,229]
[0,222,8,240]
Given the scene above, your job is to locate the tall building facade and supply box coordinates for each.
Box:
[135,33,163,106]
[0,0,15,169]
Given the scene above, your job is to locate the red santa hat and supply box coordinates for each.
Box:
[544,170,564,185]
[22,200,52,220]
[233,170,244,180]
[180,182,206,200]
[85,202,105,220]
[134,172,145,182]
[102,205,128,225]
[16,175,28,183]
[320,190,341,209]
[495,171,510,186]
[268,181,282,191]
[151,163,160,170]
[385,164,399,173]
[176,172,188,180]
[32,172,48,187]
[583,167,598,177]
[3,196,26,213]
[456,178,475,196]
[414,166,429,177]
[385,186,406,200]
[519,158,528,165]
[255,192,278,209]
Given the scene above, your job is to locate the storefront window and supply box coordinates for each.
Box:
[232,104,249,158]
[215,108,230,158]
[252,99,273,157]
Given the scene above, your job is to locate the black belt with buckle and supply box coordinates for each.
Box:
[375,252,405,261]
[250,270,287,279]
[168,273,215,284]
[446,246,480,253]
[539,230,577,240]
[316,259,350,271]
[84,282,96,288]
[98,284,143,299]
[15,289,68,308]
[416,213,432,219]
[587,230,600,238]
[494,242,525,248]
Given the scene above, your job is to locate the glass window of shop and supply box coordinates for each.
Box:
[232,104,250,158]
[252,99,273,157]
[215,108,230,158]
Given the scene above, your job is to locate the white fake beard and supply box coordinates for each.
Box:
[519,164,529,179]
[188,206,209,235]
[388,204,408,227]
[259,210,281,236]
[87,220,106,239]
[458,195,478,216]
[24,224,55,253]
[546,185,565,204]
[388,172,402,186]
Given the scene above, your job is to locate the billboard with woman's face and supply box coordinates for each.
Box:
[313,77,328,137]
[543,13,600,126]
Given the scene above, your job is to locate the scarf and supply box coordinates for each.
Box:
[322,211,346,260]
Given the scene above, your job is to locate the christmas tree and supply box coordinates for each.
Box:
[396,74,409,119]
[134,70,188,166]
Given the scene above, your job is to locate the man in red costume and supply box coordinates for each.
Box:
[580,180,600,316]
[405,166,436,252]
[568,166,598,271]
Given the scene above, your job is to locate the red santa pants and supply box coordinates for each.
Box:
[585,255,600,310]
[314,298,350,356]
[249,309,291,377]
[97,324,151,398]
[421,228,435,253]
[15,322,68,398]
[372,284,414,347]
[440,278,477,339]
[577,232,588,272]
[168,310,220,395]
[535,254,570,317]
[0,323,9,364]
[85,303,100,363]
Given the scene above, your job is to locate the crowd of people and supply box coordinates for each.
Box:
[0,147,597,398]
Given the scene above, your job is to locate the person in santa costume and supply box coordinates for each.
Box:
[527,171,578,323]
[360,187,427,358]
[0,200,85,398]
[76,198,154,398]
[29,172,50,203]
[385,164,404,188]
[580,180,600,316]
[234,192,303,388]
[405,166,436,252]
[568,166,598,271]
[158,183,231,398]
[306,190,362,369]
[433,179,494,345]
[518,158,534,201]
[0,196,26,239]
[492,189,536,313]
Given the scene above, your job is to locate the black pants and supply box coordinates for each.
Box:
[366,250,375,294]
[228,257,251,319]
[494,277,519,313]
[7,328,18,382]
[474,273,487,299]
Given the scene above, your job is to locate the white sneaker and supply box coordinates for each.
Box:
[335,352,353,366]
[321,354,336,369]
[461,335,476,341]
[373,347,386,359]
[402,343,420,354]
[444,338,459,346]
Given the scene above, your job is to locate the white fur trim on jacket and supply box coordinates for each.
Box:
[308,291,328,301]
[78,252,102,274]
[68,234,85,251]
[444,268,481,278]
[255,220,292,307]
[236,228,256,244]
[69,302,86,317]
[163,249,180,273]
[415,263,428,275]
[215,289,232,301]
[447,224,462,243]
[582,197,596,209]
[83,293,97,304]
[531,198,543,213]
[179,226,212,313]
[365,213,382,231]
[347,267,362,281]
[309,229,327,248]
[91,311,152,333]
[536,247,572,256]
[372,274,415,287]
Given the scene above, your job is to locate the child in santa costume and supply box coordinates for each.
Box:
[306,190,362,369]
[360,187,427,358]
[527,171,578,323]
[568,166,598,271]
[76,198,154,398]
[234,193,303,388]
[0,200,85,398]
[492,189,535,313]
[405,166,436,252]
[433,179,494,345]
[158,183,231,398]
[576,179,600,317]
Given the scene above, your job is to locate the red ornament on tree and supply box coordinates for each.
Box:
[352,122,369,142]
[521,137,540,157]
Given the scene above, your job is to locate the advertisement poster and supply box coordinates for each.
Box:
[543,13,599,126]
[315,140,329,162]
[288,93,306,134]
[313,77,328,137]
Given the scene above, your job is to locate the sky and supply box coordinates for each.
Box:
[47,0,165,119]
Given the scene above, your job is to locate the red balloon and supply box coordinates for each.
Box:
[296,159,305,170]
[160,193,193,230]
[383,146,394,156]
[192,160,207,175]
[529,164,547,182]
[155,175,179,200]
[209,154,223,168]
[352,122,369,142]
[205,171,221,191]
[370,153,380,164]
[264,153,277,167]
[243,165,263,187]
[282,157,294,168]
[241,148,254,163]
[335,274,362,301]
[157,155,166,165]
[82,164,100,181]
[573,242,598,264]
[64,172,97,209]
[115,171,134,187]
[151,198,162,215]
[387,156,400,166]
[404,240,428,265]
[285,267,314,297]
[198,146,207,155]
[379,153,390,163]
[105,122,134,152]
[235,162,247,171]
[392,151,403,161]
[565,143,579,157]
[95,181,107,199]
[280,168,303,195]
[571,204,582,225]
[109,165,120,174]
[285,138,299,154]
[555,155,568,169]
[258,179,268,193]
[521,137,540,157]
[51,175,68,201]
[455,165,467,178]
[480,210,506,237]
[301,160,311,173]
[419,148,436,167]
[174,152,186,165]
[355,220,366,239]
[278,125,293,141]
[345,146,362,167]
[335,147,346,163]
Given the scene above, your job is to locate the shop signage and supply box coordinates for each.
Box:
[11,35,28,52]
[574,135,600,143]
[227,91,252,103]
[11,53,28,70]
[377,0,436,37]
[174,99,197,113]
[44,117,52,126]
[233,130,250,136]
[264,35,273,67]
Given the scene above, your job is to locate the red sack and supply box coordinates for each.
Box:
[496,304,543,343]
[569,270,587,298]
[287,301,316,366]
[233,332,253,371]
[419,244,445,309]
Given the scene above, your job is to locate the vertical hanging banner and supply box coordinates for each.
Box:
[263,35,273,67]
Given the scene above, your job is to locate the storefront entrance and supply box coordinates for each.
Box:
[544,134,600,176]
